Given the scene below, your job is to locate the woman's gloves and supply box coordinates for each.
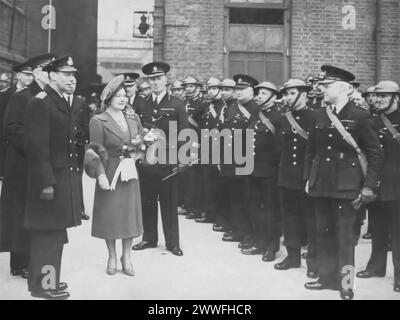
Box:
[98,173,111,190]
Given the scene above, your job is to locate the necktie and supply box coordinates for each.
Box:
[331,104,337,115]
[67,95,71,107]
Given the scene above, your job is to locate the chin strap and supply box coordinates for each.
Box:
[373,94,397,114]
[260,94,275,109]
[288,92,302,111]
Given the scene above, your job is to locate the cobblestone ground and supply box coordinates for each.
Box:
[1,176,399,300]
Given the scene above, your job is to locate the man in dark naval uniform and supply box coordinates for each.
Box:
[133,62,188,256]
[304,65,383,300]
[0,54,56,280]
[274,79,318,279]
[356,80,400,293]
[241,81,283,263]
[219,74,258,248]
[24,56,83,299]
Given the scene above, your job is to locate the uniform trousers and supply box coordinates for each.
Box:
[183,166,203,215]
[280,188,317,271]
[28,230,68,293]
[199,165,219,220]
[10,251,29,272]
[366,200,400,281]
[314,198,357,288]
[247,176,281,252]
[139,173,180,248]
[222,176,252,239]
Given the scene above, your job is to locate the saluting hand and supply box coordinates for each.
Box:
[40,186,54,201]
[305,181,310,195]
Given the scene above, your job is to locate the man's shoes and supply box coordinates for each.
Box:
[11,268,29,279]
[241,246,263,255]
[185,212,199,220]
[307,270,319,279]
[340,289,354,300]
[274,257,301,270]
[195,214,213,223]
[304,281,338,291]
[212,225,228,232]
[222,234,242,242]
[394,281,400,293]
[31,290,70,300]
[362,232,372,240]
[58,282,68,291]
[262,251,276,262]
[81,212,90,220]
[356,270,385,279]
[238,241,253,249]
[177,206,188,215]
[167,246,183,256]
[132,241,157,251]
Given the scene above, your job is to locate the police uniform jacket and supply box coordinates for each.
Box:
[135,92,188,176]
[305,101,383,200]
[218,98,255,177]
[71,95,90,170]
[278,106,316,190]
[250,104,284,178]
[24,85,82,230]
[372,110,400,201]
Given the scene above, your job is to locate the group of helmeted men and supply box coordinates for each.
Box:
[0,53,400,300]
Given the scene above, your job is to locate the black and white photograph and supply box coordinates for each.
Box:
[0,0,400,305]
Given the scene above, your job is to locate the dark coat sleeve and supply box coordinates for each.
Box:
[357,113,384,190]
[88,116,106,177]
[3,90,32,154]
[303,113,317,181]
[24,97,56,191]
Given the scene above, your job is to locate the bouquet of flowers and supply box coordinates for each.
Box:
[119,128,161,161]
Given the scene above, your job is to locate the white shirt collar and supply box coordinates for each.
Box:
[332,97,349,114]
[152,89,167,104]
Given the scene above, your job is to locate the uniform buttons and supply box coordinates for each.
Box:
[327,146,332,150]
[293,146,297,150]
[328,134,333,138]
[70,153,73,158]
[76,168,79,172]
[154,110,158,114]
[206,122,209,125]
[293,162,297,166]
[253,152,256,155]
[380,144,383,148]
[352,162,356,167]
[293,138,297,142]
[70,167,73,171]
[296,116,300,120]
[293,154,297,158]
[339,205,343,210]
[379,135,383,139]
[69,139,73,143]
[74,126,77,130]
[326,157,331,162]
[253,138,256,142]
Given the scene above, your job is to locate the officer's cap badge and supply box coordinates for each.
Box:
[67,57,74,66]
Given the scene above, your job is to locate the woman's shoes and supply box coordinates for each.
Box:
[120,257,135,277]
[106,258,117,276]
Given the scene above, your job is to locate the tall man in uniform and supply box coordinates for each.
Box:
[219,75,258,246]
[304,65,383,300]
[273,79,318,278]
[0,54,56,279]
[356,81,400,293]
[24,56,83,299]
[133,62,188,256]
[182,76,206,220]
[241,81,283,262]
[196,77,225,224]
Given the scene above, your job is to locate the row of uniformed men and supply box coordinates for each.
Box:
[126,62,400,300]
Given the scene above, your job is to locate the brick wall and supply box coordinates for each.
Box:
[156,0,400,88]
[291,0,378,89]
[154,0,225,82]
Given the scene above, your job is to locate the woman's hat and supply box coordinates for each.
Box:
[100,75,125,102]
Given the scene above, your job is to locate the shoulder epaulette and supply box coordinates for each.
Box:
[35,91,47,99]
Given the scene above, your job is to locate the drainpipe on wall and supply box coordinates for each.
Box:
[376,0,382,83]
